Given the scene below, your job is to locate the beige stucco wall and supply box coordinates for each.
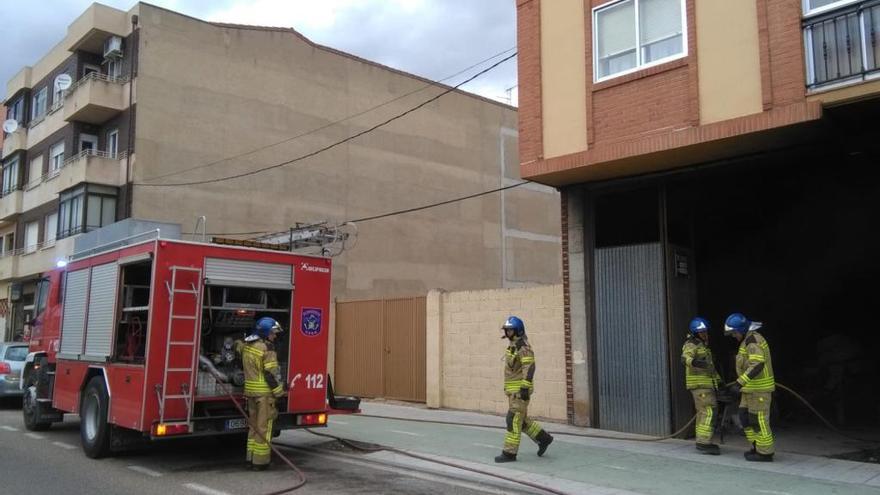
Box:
[427,285,567,421]
[697,0,763,124]
[540,0,588,159]
[132,5,561,301]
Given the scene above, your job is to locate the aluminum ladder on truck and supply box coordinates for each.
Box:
[156,266,203,428]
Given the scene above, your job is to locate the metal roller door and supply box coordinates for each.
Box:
[204,258,293,289]
[59,269,89,356]
[594,243,671,436]
[84,263,120,359]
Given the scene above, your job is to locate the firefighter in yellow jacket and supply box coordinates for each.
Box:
[682,317,722,455]
[725,313,775,462]
[238,317,285,471]
[495,316,553,463]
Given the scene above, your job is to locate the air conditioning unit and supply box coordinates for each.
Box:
[103,36,123,59]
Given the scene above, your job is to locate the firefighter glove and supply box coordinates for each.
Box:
[519,387,531,401]
[729,382,742,395]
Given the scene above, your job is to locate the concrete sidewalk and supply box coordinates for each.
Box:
[280,401,880,495]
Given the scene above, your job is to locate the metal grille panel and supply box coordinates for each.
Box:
[594,243,671,435]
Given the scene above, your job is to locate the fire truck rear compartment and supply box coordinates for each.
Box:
[196,285,292,398]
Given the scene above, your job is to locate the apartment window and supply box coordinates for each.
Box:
[3,233,14,255]
[52,73,69,109]
[58,185,118,239]
[594,0,686,81]
[58,187,85,238]
[24,221,39,254]
[29,155,44,187]
[107,129,119,158]
[31,87,48,121]
[86,195,117,231]
[83,64,101,78]
[45,212,58,246]
[50,141,65,173]
[804,0,861,15]
[2,157,20,195]
[107,58,123,80]
[6,98,24,124]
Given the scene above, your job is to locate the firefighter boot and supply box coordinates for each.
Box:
[250,463,269,471]
[495,452,517,463]
[744,451,774,462]
[537,431,554,457]
[696,443,721,455]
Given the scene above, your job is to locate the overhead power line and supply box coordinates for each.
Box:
[139,46,516,184]
[245,180,533,242]
[135,51,518,188]
[347,181,530,224]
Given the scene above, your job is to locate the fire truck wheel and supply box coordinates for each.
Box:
[22,385,51,431]
[80,377,111,458]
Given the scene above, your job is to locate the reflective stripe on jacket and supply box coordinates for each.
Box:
[736,331,775,392]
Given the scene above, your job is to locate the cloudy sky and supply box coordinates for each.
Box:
[0,0,518,105]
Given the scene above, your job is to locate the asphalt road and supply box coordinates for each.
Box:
[0,399,522,495]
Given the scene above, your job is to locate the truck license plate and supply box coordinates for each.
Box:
[225,418,248,431]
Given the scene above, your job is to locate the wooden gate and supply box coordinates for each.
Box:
[334,296,426,402]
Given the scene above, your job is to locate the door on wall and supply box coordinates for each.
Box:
[80,134,98,154]
[335,296,426,402]
[590,185,698,436]
[592,187,671,435]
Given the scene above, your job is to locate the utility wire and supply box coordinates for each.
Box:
[346,181,530,224]
[135,52,517,187]
[246,181,533,243]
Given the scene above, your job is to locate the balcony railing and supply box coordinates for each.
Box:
[804,0,880,89]
[23,149,127,191]
[67,71,129,93]
[0,238,57,259]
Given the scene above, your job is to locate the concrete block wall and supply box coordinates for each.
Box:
[426,285,567,421]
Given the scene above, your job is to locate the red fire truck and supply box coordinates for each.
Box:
[20,233,355,458]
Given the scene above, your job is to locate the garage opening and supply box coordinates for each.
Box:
[668,146,880,439]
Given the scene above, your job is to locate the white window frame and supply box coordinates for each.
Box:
[803,0,862,17]
[24,221,39,254]
[592,0,689,83]
[45,212,58,246]
[107,129,119,158]
[80,134,98,154]
[2,157,20,195]
[51,73,69,112]
[28,154,44,189]
[7,98,24,124]
[107,58,123,80]
[49,141,65,173]
[83,64,101,78]
[31,87,48,121]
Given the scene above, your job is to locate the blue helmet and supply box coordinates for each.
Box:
[688,317,710,336]
[502,316,525,337]
[254,317,282,339]
[724,313,750,335]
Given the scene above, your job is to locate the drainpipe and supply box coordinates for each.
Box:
[124,14,139,219]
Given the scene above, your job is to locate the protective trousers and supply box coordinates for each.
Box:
[690,388,717,445]
[503,395,547,455]
[739,392,774,455]
[246,395,277,466]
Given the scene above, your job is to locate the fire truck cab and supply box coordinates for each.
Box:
[20,232,349,458]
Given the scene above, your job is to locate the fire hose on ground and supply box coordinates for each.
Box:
[353,382,880,445]
[209,365,880,495]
